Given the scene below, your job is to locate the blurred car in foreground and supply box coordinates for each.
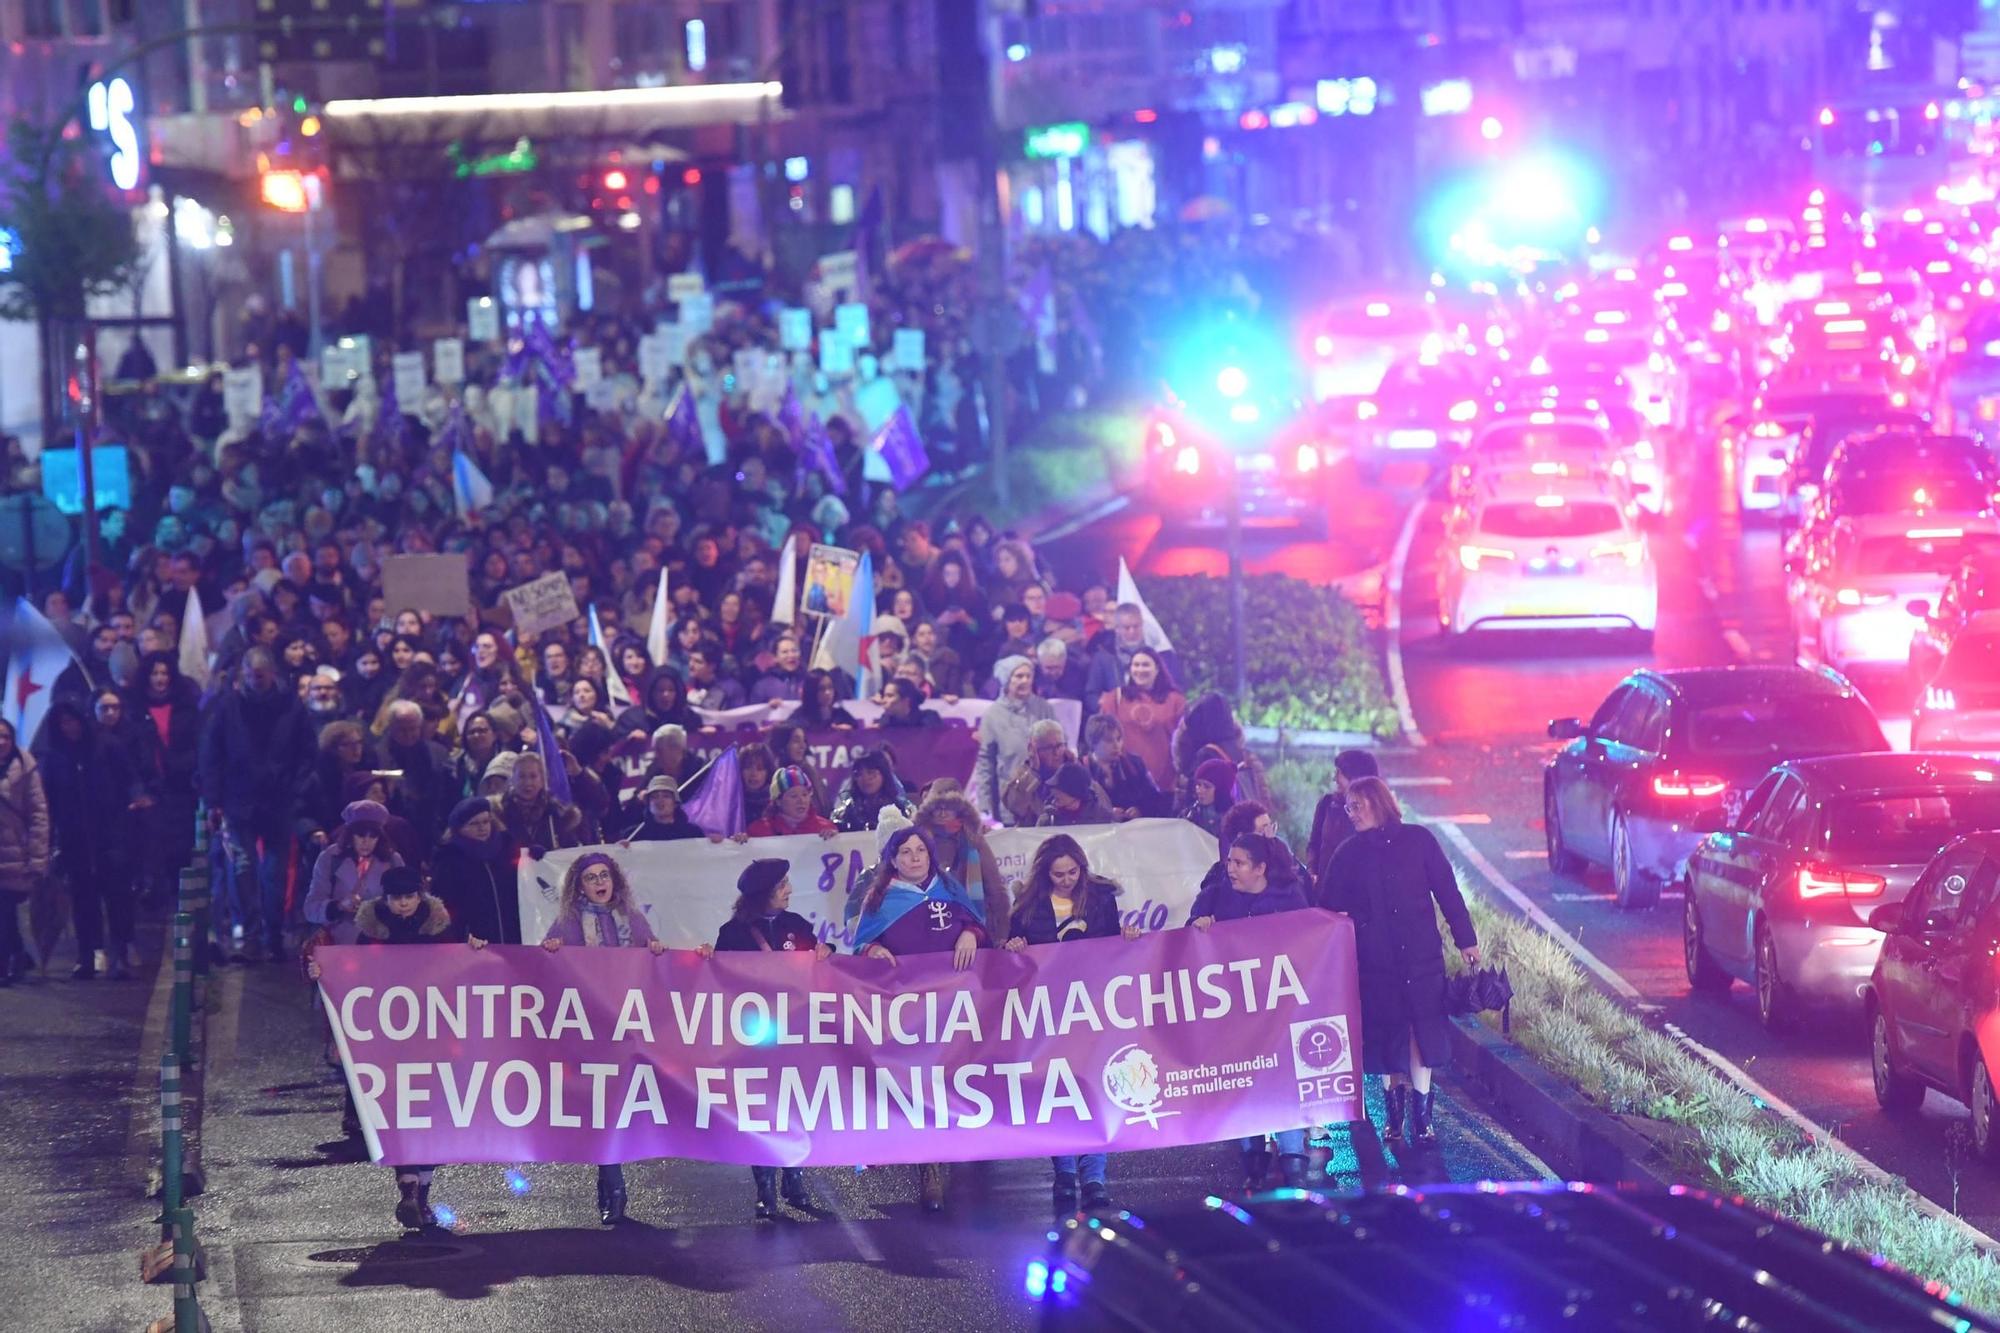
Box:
[1545,666,1888,909]
[1867,831,2000,1158]
[1789,516,2000,675]
[1682,753,2000,1030]
[1030,1182,2000,1330]
[1142,356,1330,532]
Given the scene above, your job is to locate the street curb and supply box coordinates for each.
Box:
[1244,726,1378,751]
[1447,1016,1673,1187]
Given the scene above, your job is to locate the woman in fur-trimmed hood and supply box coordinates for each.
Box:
[910,786,1007,933]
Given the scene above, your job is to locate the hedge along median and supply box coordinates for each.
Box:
[1267,757,2000,1313]
[1137,574,1401,737]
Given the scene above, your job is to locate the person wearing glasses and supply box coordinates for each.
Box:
[1306,748,1379,888]
[1314,776,1479,1150]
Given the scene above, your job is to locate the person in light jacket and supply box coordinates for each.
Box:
[539,851,665,1225]
[1315,777,1478,1149]
[0,718,51,986]
[970,655,1055,821]
[302,800,404,945]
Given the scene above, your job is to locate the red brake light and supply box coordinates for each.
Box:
[1797,864,1887,900]
[1653,773,1728,799]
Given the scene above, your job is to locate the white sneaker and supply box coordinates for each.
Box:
[93,949,110,973]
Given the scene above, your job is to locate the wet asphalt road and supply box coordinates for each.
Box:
[0,914,1549,1331]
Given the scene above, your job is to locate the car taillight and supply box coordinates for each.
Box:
[1797,864,1888,900]
[1458,544,1514,571]
[1173,445,1201,476]
[1294,443,1321,474]
[1449,399,1479,422]
[1834,588,1891,607]
[1357,400,1378,420]
[1925,684,1958,711]
[1653,773,1728,799]
[1148,420,1177,450]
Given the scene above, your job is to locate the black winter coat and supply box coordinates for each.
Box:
[430,838,520,945]
[38,729,142,876]
[197,687,316,830]
[1316,823,1476,1073]
[1009,876,1123,944]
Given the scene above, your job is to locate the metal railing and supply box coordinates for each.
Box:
[152,807,211,1331]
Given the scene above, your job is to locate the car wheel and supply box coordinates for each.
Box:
[1975,1055,2000,1163]
[1612,815,1659,910]
[1870,1004,1923,1114]
[1683,893,1731,995]
[1545,783,1583,876]
[1754,920,1794,1032]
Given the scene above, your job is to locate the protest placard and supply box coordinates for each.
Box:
[667,272,706,301]
[892,327,926,372]
[381,553,471,617]
[391,352,426,408]
[834,301,871,349]
[778,307,813,351]
[818,336,854,379]
[432,337,465,385]
[222,367,263,425]
[819,250,858,295]
[572,346,604,390]
[503,570,581,636]
[802,543,860,617]
[680,292,715,336]
[468,297,501,342]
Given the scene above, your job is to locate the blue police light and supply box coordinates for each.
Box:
[1216,365,1250,398]
[1024,1258,1050,1298]
[505,1169,532,1195]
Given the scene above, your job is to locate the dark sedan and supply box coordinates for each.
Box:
[1683,753,2000,1030]
[1545,666,1887,909]
[1866,831,2000,1160]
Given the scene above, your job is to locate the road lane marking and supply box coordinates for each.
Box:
[1434,813,1493,825]
[1384,492,1429,747]
[1424,816,2000,1258]
[1550,891,1683,902]
[1503,849,1546,859]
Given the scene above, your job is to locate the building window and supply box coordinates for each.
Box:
[822,2,851,105]
[24,0,64,38]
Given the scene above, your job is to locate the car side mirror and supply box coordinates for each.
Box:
[1906,599,1931,620]
[1548,717,1587,740]
[1870,901,1904,934]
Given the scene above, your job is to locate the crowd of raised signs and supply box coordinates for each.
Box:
[0,223,1291,980]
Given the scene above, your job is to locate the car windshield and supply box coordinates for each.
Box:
[1939,633,2000,685]
[1837,470,1992,516]
[1854,533,2000,575]
[1686,695,1884,755]
[1479,501,1625,539]
[1825,789,2000,861]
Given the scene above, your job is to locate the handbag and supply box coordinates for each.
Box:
[1446,964,1514,1033]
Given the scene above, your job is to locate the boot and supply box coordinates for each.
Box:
[1278,1154,1310,1190]
[598,1168,627,1225]
[1052,1169,1079,1215]
[106,945,132,980]
[1381,1084,1409,1146]
[780,1167,816,1212]
[1409,1089,1437,1146]
[918,1162,948,1212]
[753,1167,779,1220]
[1241,1147,1272,1193]
[71,952,98,980]
[1081,1179,1112,1212]
[395,1177,423,1230]
[416,1182,437,1228]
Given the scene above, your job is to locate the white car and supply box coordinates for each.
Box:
[1790,515,2000,674]
[1438,475,1657,643]
[1733,414,1808,515]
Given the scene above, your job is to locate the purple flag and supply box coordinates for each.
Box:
[867,405,930,490]
[664,384,704,458]
[777,385,808,445]
[259,359,324,437]
[530,692,575,807]
[681,744,745,837]
[315,910,1364,1166]
[852,185,883,299]
[793,406,846,496]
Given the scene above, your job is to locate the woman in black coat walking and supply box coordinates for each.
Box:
[1314,776,1479,1148]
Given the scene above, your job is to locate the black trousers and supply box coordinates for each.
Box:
[72,862,135,957]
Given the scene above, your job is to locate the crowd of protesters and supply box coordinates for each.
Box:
[0,249,1475,1231]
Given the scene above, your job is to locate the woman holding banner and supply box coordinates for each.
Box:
[1316,776,1479,1149]
[1004,834,1140,1214]
[1190,833,1314,1190]
[853,825,990,1212]
[540,852,665,1225]
[715,858,833,1219]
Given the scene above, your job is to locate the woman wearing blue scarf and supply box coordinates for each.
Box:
[541,851,663,1225]
[852,824,988,1210]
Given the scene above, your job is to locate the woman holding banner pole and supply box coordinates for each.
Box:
[715,858,833,1219]
[1004,834,1140,1215]
[852,825,990,1212]
[1189,832,1314,1190]
[540,852,666,1225]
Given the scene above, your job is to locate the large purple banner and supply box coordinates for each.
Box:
[617,722,978,793]
[318,912,1363,1167]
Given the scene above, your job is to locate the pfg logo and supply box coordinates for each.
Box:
[1290,1016,1357,1105]
[1102,1043,1177,1129]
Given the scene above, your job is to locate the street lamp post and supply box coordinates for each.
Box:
[1227,461,1248,703]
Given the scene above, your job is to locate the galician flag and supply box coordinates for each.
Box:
[178,583,212,689]
[646,568,671,669]
[810,551,874,698]
[770,534,798,627]
[453,447,496,514]
[4,598,78,747]
[589,604,632,708]
[1116,557,1175,653]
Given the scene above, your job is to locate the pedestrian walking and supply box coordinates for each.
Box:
[432,797,519,946]
[301,799,403,946]
[539,852,666,1224]
[714,857,831,1219]
[1314,776,1479,1148]
[1306,748,1379,887]
[37,698,145,978]
[1189,832,1313,1189]
[1003,833,1138,1213]
[0,717,51,986]
[852,825,989,1211]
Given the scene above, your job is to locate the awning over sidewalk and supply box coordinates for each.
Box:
[323,82,787,159]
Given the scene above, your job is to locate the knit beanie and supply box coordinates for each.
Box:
[770,764,812,800]
[1195,757,1238,801]
[449,796,493,831]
